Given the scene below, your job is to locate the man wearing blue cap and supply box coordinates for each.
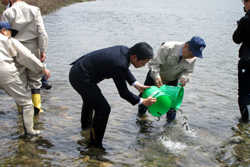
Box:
[0,22,50,136]
[138,36,206,121]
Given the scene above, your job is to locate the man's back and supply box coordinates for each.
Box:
[1,1,48,50]
[73,45,131,83]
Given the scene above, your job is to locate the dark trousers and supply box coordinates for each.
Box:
[138,70,178,114]
[69,65,111,117]
[238,59,250,105]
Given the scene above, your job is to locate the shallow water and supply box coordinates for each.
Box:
[1,0,249,166]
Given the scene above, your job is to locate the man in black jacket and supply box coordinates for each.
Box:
[69,42,156,149]
[233,0,250,121]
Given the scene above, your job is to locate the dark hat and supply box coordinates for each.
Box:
[189,36,206,58]
[0,22,19,37]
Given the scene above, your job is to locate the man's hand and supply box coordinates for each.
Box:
[142,97,157,106]
[43,68,50,80]
[155,78,163,88]
[40,52,46,62]
[179,78,186,86]
[134,82,151,93]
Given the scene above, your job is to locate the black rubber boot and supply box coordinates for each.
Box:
[81,102,93,130]
[89,114,109,149]
[138,104,148,117]
[239,104,250,121]
[166,108,177,121]
[41,76,53,90]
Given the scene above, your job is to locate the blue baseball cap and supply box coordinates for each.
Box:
[0,22,18,37]
[189,36,206,58]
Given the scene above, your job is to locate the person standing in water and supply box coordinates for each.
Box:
[1,0,52,116]
[137,36,206,121]
[69,42,156,149]
[233,0,250,121]
[0,22,50,136]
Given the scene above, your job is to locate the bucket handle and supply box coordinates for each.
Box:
[178,82,182,87]
[152,92,160,98]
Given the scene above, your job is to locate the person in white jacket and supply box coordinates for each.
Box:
[1,0,51,115]
[138,36,206,121]
[0,22,50,136]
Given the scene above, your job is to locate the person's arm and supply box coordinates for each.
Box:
[112,66,156,106]
[178,59,196,85]
[1,10,10,22]
[112,66,141,105]
[179,78,186,86]
[40,52,46,62]
[125,69,137,85]
[233,17,247,44]
[148,44,172,87]
[9,37,49,77]
[36,8,48,62]
[132,81,150,93]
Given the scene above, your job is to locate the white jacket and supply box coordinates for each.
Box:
[1,1,48,53]
[149,42,196,84]
[0,34,44,85]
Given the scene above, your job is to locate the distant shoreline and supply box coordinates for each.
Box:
[0,0,93,16]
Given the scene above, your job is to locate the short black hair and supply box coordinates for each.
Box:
[185,41,192,51]
[129,42,154,61]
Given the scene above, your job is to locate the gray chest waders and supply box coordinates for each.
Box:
[22,107,40,136]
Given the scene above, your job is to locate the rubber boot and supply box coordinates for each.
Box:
[81,102,93,130]
[22,107,41,136]
[41,76,52,90]
[31,89,42,115]
[138,104,148,117]
[166,108,177,121]
[17,107,22,113]
[89,114,109,149]
[239,104,250,121]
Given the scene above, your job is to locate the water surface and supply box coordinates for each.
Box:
[1,0,249,166]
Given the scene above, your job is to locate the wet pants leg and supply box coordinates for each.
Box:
[81,102,93,130]
[165,80,178,121]
[238,59,250,121]
[69,70,110,148]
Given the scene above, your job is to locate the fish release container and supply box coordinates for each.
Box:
[142,86,172,117]
[159,84,184,110]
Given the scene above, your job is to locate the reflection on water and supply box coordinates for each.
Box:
[0,0,249,166]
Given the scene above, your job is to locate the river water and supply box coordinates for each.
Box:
[0,0,249,166]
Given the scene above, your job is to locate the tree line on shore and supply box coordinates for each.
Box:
[0,0,92,15]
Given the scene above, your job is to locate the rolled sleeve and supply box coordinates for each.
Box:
[148,45,171,80]
[36,9,48,53]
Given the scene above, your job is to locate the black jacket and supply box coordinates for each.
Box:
[233,10,250,61]
[71,45,140,105]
